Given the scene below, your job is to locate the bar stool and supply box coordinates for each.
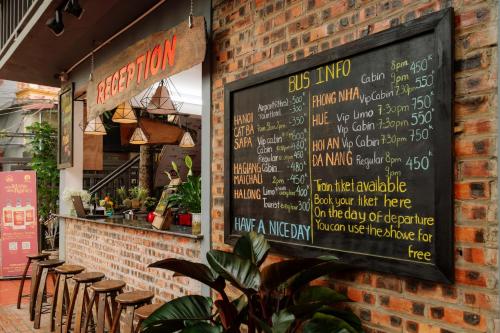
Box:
[17,253,50,309]
[65,272,105,333]
[110,290,154,333]
[50,264,85,333]
[134,303,163,333]
[33,259,65,329]
[83,280,126,333]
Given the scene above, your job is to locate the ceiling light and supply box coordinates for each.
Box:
[179,131,195,148]
[64,0,84,19]
[112,102,137,123]
[141,78,183,115]
[84,116,106,135]
[46,9,64,36]
[129,126,148,145]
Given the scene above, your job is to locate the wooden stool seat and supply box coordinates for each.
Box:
[134,303,163,333]
[73,272,105,283]
[65,272,106,333]
[135,303,162,319]
[38,259,65,268]
[27,253,50,260]
[84,280,125,333]
[55,264,85,275]
[115,291,154,305]
[91,280,126,293]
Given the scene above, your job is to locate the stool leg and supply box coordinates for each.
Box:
[110,301,123,333]
[82,291,96,333]
[29,262,40,321]
[134,318,143,333]
[17,258,31,309]
[34,268,48,329]
[50,273,61,332]
[65,281,80,333]
[55,274,67,333]
[123,306,135,333]
[96,293,107,333]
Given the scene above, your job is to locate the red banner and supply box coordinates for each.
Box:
[0,171,38,278]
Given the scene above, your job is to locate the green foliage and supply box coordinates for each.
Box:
[144,232,363,333]
[26,122,59,222]
[166,175,201,213]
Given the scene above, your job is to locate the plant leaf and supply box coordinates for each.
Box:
[271,309,295,333]
[141,295,213,332]
[294,286,349,305]
[207,250,261,292]
[214,299,238,330]
[148,258,225,293]
[287,260,352,292]
[180,322,222,333]
[233,232,270,267]
[260,258,328,291]
[302,313,361,333]
[317,308,363,332]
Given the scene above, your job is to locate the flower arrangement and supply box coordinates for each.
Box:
[62,189,91,206]
[99,196,114,216]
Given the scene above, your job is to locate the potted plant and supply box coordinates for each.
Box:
[143,232,362,333]
[129,186,149,209]
[167,156,201,234]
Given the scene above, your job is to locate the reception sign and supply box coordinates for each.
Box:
[0,171,38,278]
[87,16,207,119]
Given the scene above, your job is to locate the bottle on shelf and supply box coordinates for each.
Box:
[24,200,35,226]
[2,201,13,227]
[13,199,26,230]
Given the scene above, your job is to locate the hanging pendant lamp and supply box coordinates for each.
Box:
[129,126,148,145]
[140,78,183,115]
[84,116,106,135]
[112,102,137,123]
[179,131,195,148]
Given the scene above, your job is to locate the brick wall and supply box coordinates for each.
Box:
[211,1,499,332]
[64,218,202,302]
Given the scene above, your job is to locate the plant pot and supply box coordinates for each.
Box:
[42,249,59,260]
[131,199,141,209]
[178,213,192,226]
[191,213,201,235]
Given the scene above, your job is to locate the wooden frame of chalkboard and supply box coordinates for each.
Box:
[224,9,454,283]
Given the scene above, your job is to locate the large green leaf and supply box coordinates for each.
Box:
[148,258,225,293]
[207,250,261,292]
[181,322,222,333]
[302,313,360,333]
[141,295,213,332]
[233,232,270,267]
[260,258,328,291]
[318,308,363,332]
[294,286,349,305]
[271,309,295,333]
[287,260,352,292]
[288,286,350,318]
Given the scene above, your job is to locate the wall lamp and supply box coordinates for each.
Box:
[64,0,84,19]
[46,8,64,36]
[46,0,84,36]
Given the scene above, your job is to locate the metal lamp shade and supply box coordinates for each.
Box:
[179,131,195,148]
[112,102,137,123]
[146,85,177,115]
[129,126,148,145]
[84,116,106,135]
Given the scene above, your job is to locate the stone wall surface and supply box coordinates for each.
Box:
[64,218,202,302]
[211,0,499,332]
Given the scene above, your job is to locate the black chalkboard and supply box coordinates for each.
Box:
[224,9,454,283]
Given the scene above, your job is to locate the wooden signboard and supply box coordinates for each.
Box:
[87,16,207,119]
[224,10,454,283]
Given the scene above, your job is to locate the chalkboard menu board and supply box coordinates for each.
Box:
[224,9,453,283]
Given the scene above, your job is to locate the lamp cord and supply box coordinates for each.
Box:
[189,0,194,28]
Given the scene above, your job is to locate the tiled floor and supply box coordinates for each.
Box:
[0,279,51,333]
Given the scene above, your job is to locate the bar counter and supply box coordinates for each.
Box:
[57,215,203,302]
